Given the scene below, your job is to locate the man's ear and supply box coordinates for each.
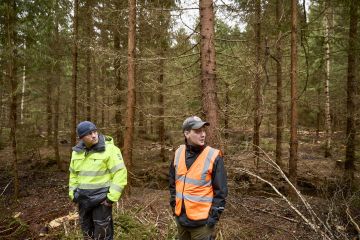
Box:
[184,130,190,138]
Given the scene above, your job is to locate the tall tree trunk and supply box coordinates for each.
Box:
[158,54,165,162]
[99,19,108,128]
[316,87,321,139]
[199,0,221,148]
[344,0,358,182]
[323,0,332,158]
[46,73,53,146]
[275,0,283,168]
[138,91,146,136]
[253,0,262,166]
[224,82,230,141]
[137,1,146,138]
[114,29,124,147]
[6,0,19,199]
[0,70,3,137]
[54,83,61,169]
[99,67,106,127]
[157,3,171,162]
[53,0,62,171]
[94,75,99,123]
[289,0,298,190]
[20,64,26,125]
[85,0,93,120]
[71,0,79,147]
[123,0,137,186]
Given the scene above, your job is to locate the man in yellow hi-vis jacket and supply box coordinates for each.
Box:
[69,121,127,240]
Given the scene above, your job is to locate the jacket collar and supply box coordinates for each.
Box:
[72,134,106,153]
[185,141,206,154]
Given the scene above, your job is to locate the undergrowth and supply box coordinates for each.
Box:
[60,206,176,240]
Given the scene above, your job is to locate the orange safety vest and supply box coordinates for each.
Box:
[174,145,220,220]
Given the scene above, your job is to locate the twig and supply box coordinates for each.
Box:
[0,226,15,234]
[243,204,300,223]
[346,207,360,239]
[1,180,12,196]
[135,195,159,214]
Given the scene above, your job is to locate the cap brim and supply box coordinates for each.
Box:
[192,121,210,129]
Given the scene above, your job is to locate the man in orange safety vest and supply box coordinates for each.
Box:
[169,116,228,240]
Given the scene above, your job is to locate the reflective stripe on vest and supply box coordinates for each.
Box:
[174,145,220,220]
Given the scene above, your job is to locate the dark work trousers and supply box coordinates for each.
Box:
[175,219,215,240]
[79,203,113,240]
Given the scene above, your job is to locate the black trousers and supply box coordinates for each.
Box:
[79,203,114,240]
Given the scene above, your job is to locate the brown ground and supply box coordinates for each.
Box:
[0,131,359,239]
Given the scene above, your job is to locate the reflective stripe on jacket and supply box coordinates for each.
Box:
[68,135,127,203]
[174,144,220,220]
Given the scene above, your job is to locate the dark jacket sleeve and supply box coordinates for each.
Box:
[169,159,176,208]
[208,155,228,225]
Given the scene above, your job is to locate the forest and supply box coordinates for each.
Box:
[0,0,360,239]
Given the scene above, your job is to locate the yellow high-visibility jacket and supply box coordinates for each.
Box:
[69,135,127,206]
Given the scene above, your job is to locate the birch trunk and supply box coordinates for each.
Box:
[323,0,332,158]
[20,65,25,124]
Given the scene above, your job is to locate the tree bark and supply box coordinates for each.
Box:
[5,0,19,199]
[224,82,230,141]
[85,0,93,121]
[20,64,26,125]
[0,69,3,138]
[99,24,108,128]
[71,0,79,147]
[289,0,298,190]
[158,55,165,162]
[323,0,332,158]
[123,0,137,184]
[157,7,169,161]
[344,0,358,182]
[253,0,262,166]
[275,0,284,169]
[199,0,221,148]
[46,72,53,146]
[53,0,62,171]
[114,28,124,147]
[137,1,146,138]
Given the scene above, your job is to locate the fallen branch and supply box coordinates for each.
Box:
[242,204,299,223]
[346,207,360,239]
[48,212,79,228]
[249,145,336,239]
[237,168,333,240]
[1,180,12,196]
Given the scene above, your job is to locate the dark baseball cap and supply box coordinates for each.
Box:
[182,116,209,132]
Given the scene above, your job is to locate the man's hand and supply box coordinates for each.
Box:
[101,198,113,207]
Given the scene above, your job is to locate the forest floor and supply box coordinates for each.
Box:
[1,130,360,239]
